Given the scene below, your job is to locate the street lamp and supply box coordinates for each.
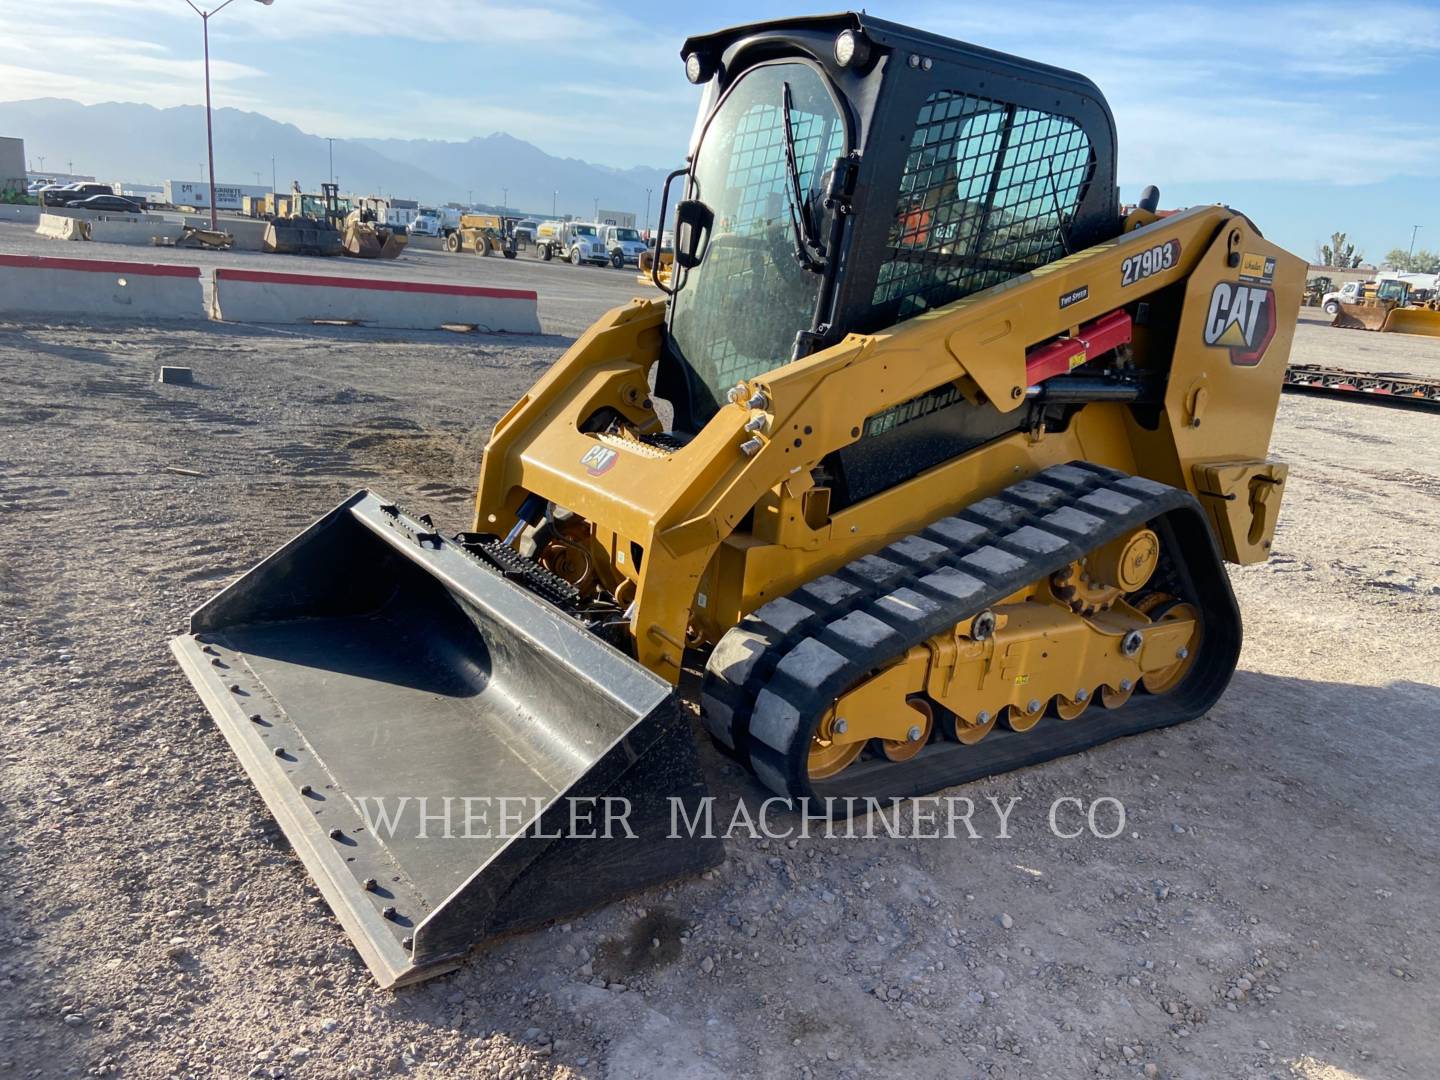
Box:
[181,0,274,230]
[645,186,652,231]
[1410,225,1422,259]
[502,187,508,214]
[326,137,335,185]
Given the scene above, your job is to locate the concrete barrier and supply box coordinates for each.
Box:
[210,268,541,333]
[0,205,41,224]
[36,213,92,240]
[0,253,204,321]
[37,210,186,245]
[89,216,186,246]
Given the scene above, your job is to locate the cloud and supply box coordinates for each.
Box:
[0,0,687,163]
[3,0,1439,180]
[914,0,1440,183]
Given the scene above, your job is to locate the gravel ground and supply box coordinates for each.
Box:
[1,307,1437,1080]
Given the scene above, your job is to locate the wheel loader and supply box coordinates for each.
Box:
[172,13,1302,987]
[1332,278,1440,336]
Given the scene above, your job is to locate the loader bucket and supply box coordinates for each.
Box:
[264,218,343,257]
[170,492,722,987]
[1332,301,1392,331]
[376,228,408,259]
[1379,306,1440,337]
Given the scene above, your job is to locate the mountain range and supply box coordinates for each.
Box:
[0,98,672,220]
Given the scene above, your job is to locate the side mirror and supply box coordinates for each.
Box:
[673,199,714,270]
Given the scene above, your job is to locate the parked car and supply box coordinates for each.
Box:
[38,182,112,206]
[68,194,144,214]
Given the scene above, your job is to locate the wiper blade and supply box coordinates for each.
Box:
[781,81,826,273]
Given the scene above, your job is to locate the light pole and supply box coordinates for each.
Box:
[645,186,652,232]
[181,0,274,229]
[553,190,558,218]
[1410,225,1422,259]
[502,187,508,214]
[592,196,599,220]
[326,137,335,184]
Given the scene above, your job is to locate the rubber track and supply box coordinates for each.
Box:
[700,461,1241,803]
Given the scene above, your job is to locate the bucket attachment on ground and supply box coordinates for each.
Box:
[1332,300,1393,331]
[170,492,722,987]
[342,219,408,259]
[264,217,343,257]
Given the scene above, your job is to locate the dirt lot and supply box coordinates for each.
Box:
[1,305,1437,1080]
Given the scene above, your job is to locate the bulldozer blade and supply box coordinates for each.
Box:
[170,492,722,987]
[1379,306,1440,337]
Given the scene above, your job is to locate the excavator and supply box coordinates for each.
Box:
[172,13,1302,987]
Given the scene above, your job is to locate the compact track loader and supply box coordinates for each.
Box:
[173,13,1301,986]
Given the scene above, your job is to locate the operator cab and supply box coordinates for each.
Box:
[650,13,1120,435]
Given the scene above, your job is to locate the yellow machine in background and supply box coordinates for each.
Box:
[173,13,1302,987]
[263,183,346,256]
[342,210,409,260]
[445,213,519,257]
[637,244,674,288]
[1333,279,1440,336]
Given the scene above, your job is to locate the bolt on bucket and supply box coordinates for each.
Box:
[171,492,722,987]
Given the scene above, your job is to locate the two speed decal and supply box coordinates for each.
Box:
[1121,238,1181,287]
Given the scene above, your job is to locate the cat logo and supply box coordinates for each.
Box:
[579,444,619,476]
[1203,282,1276,366]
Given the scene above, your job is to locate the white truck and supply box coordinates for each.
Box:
[1320,281,1363,315]
[535,221,610,266]
[600,225,648,268]
[409,207,461,239]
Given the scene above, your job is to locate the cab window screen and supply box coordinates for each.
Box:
[872,91,1094,321]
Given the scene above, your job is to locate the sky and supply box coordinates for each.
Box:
[0,0,1437,260]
